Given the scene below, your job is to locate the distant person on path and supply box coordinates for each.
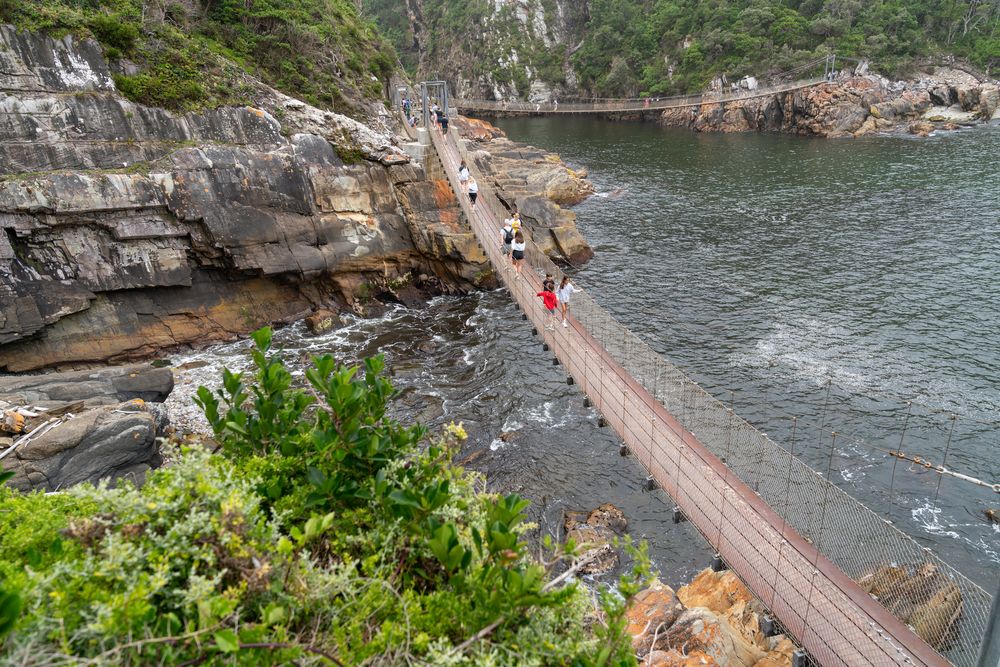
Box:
[439,112,449,134]
[536,284,559,331]
[458,160,470,186]
[500,216,515,264]
[431,103,440,127]
[467,177,478,210]
[511,231,526,278]
[556,276,575,328]
[403,97,411,118]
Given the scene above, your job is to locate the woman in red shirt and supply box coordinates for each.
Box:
[536,287,559,331]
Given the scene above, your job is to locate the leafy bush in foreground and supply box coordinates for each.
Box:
[0,328,649,665]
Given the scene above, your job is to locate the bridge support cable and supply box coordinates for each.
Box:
[424,110,989,667]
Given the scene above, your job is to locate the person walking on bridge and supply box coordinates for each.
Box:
[511,231,526,278]
[536,284,559,331]
[458,161,470,190]
[467,177,478,210]
[556,276,575,328]
[500,216,514,265]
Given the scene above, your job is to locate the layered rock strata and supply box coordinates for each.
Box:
[660,70,999,138]
[0,25,490,372]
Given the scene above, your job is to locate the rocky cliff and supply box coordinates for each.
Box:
[368,0,588,101]
[0,25,492,372]
[659,70,1000,138]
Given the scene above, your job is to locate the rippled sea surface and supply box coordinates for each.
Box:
[170,119,999,590]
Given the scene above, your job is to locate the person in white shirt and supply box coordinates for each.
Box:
[467,177,478,210]
[510,231,526,278]
[556,276,576,327]
[458,161,470,189]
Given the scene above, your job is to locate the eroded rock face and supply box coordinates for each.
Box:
[628,568,798,666]
[661,73,998,137]
[0,26,487,371]
[455,118,594,265]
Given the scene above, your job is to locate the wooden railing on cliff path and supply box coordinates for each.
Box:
[421,114,993,667]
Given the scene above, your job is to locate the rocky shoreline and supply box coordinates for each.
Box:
[0,25,593,374]
[659,67,999,138]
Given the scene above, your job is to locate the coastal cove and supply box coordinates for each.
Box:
[161,116,1000,594]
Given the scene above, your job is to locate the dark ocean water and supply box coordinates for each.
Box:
[169,118,999,591]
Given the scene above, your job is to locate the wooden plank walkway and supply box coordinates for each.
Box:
[453,78,827,115]
[427,126,956,667]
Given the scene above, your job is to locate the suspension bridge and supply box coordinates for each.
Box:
[451,55,838,115]
[407,80,997,667]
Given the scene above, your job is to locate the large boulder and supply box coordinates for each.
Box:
[627,580,686,657]
[655,607,767,666]
[2,399,166,491]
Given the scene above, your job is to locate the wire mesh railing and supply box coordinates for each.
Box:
[453,78,826,114]
[454,56,833,115]
[425,120,992,667]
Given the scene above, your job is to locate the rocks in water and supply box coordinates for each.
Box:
[583,502,628,533]
[453,117,595,265]
[658,68,1000,137]
[564,525,619,574]
[563,503,628,575]
[2,399,166,492]
[909,120,935,136]
[0,363,174,492]
[858,563,962,649]
[304,309,340,335]
[986,508,999,525]
[628,568,797,666]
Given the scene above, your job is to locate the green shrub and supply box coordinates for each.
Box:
[88,14,140,54]
[2,328,651,665]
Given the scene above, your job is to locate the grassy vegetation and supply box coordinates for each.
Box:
[0,328,650,665]
[1,0,399,113]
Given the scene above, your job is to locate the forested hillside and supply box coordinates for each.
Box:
[363,0,1000,98]
[2,0,397,114]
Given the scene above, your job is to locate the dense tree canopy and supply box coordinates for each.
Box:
[365,0,1000,97]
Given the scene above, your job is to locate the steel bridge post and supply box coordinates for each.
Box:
[978,581,1000,667]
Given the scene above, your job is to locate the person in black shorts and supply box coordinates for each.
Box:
[440,113,449,133]
[511,231,526,278]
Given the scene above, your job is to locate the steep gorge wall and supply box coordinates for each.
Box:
[0,25,489,372]
[390,0,589,100]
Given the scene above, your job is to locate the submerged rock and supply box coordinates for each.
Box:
[562,502,628,575]
[857,563,962,649]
